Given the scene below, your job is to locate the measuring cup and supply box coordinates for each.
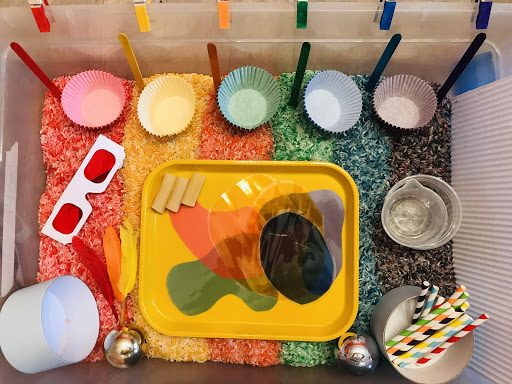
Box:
[381,178,449,249]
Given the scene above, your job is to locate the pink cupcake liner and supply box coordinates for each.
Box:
[61,70,127,129]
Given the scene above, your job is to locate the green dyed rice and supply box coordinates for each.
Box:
[280,341,336,367]
[271,73,392,364]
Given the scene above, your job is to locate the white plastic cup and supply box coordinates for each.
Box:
[0,275,99,373]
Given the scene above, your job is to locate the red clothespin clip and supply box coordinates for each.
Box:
[218,0,230,30]
[28,0,50,33]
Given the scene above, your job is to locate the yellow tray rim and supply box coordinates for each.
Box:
[139,159,359,342]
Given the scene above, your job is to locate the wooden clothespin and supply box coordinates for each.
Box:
[28,0,50,33]
[297,0,308,29]
[218,0,230,30]
[476,0,492,30]
[133,0,150,33]
[380,0,396,31]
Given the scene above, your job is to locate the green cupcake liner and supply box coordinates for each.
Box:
[218,66,282,130]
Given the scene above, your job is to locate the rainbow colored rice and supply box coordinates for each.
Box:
[37,70,454,368]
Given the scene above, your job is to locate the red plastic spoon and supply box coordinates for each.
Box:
[10,42,61,99]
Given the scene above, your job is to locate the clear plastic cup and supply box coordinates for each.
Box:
[381,175,462,250]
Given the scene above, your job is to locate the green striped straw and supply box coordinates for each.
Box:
[385,302,451,348]
[452,291,470,310]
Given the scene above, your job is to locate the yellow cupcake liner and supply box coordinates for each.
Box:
[137,75,197,137]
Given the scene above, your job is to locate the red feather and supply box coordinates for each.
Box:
[72,236,118,322]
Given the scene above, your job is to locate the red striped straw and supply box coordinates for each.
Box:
[416,313,489,365]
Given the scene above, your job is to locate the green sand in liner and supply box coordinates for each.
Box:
[270,71,392,366]
[229,89,268,127]
[167,260,277,316]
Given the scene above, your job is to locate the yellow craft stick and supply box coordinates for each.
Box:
[152,173,176,213]
[166,177,189,212]
[118,33,145,91]
[182,173,206,207]
[217,0,230,30]
[134,0,151,33]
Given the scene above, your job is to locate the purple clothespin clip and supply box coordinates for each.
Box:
[476,0,492,30]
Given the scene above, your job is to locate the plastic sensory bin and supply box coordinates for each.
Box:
[1,2,511,384]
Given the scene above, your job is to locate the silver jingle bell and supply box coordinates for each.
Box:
[337,333,380,375]
[104,328,143,368]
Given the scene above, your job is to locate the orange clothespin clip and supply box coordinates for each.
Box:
[28,0,50,33]
[133,0,150,33]
[218,0,230,30]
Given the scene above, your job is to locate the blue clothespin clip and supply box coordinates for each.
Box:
[476,0,492,30]
[380,0,396,31]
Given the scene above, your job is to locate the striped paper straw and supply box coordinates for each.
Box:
[388,302,469,358]
[387,305,456,356]
[420,285,439,318]
[385,302,451,349]
[434,285,467,309]
[412,281,430,322]
[433,296,446,309]
[420,301,470,338]
[394,314,473,368]
[416,313,489,365]
[452,291,470,309]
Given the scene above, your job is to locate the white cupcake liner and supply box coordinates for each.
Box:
[61,70,127,129]
[217,66,282,130]
[304,70,363,134]
[373,75,437,130]
[137,75,196,137]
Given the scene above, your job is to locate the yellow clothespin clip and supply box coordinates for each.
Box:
[133,0,150,33]
[218,0,230,30]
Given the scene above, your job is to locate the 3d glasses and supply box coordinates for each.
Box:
[42,135,125,244]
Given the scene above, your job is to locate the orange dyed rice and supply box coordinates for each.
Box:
[199,90,280,367]
[208,339,281,367]
[199,93,274,160]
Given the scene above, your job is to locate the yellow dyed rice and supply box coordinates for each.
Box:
[122,73,213,362]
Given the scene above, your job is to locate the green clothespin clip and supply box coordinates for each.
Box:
[297,0,308,29]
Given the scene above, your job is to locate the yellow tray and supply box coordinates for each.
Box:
[139,160,359,341]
